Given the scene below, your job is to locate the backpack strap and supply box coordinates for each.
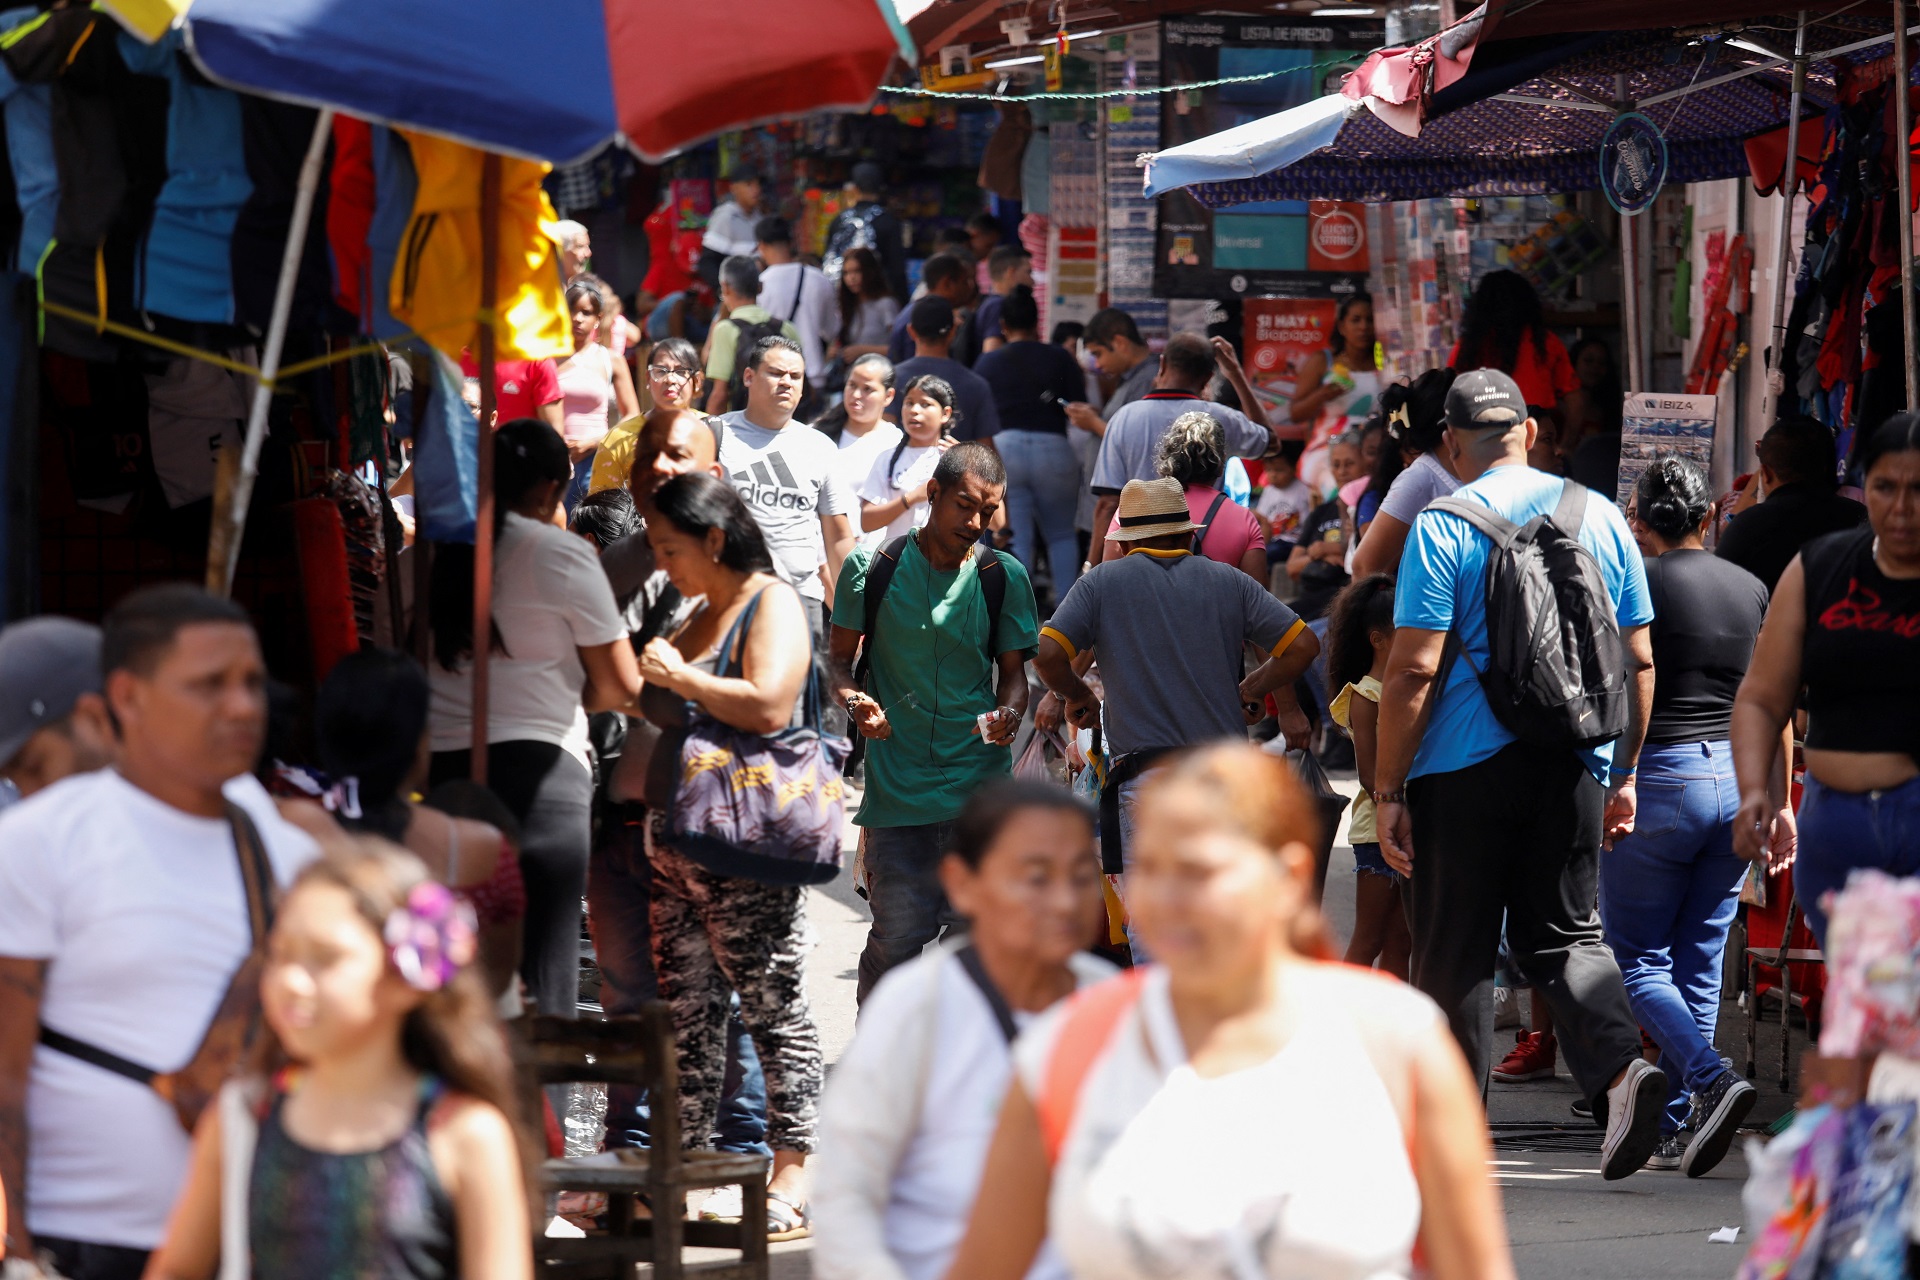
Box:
[975,546,1007,664]
[853,536,911,686]
[1191,490,1229,554]
[1036,970,1149,1166]
[955,943,1020,1044]
[1427,494,1520,546]
[1551,478,1589,539]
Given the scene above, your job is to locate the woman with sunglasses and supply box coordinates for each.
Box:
[587,337,709,498]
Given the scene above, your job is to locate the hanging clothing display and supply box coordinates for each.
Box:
[118,29,251,325]
[326,116,375,325]
[365,126,417,340]
[0,8,53,276]
[390,132,569,363]
[145,354,248,508]
[233,98,340,334]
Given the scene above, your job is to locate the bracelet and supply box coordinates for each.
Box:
[1371,789,1406,805]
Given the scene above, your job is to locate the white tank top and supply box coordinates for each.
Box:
[1017,966,1431,1280]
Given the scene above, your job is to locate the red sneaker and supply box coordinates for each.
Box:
[1492,1030,1558,1082]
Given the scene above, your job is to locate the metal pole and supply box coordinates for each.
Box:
[471,152,501,785]
[1614,73,1645,393]
[207,108,335,597]
[1761,11,1809,429]
[1897,0,1919,409]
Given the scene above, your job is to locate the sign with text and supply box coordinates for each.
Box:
[1618,392,1716,507]
[1244,297,1337,420]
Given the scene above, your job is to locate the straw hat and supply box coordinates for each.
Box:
[1108,477,1199,542]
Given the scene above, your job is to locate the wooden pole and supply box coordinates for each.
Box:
[1761,11,1809,429]
[1897,0,1918,409]
[471,152,501,785]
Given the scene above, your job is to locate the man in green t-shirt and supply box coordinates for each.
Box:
[828,442,1039,1003]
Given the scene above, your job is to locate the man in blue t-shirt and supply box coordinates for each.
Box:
[1372,370,1663,1181]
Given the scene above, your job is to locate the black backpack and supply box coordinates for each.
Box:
[853,535,1007,685]
[1429,479,1628,750]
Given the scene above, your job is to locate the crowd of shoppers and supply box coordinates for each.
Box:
[10,196,1920,1278]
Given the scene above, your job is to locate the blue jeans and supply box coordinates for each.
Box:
[1598,741,1746,1132]
[586,810,771,1156]
[564,454,593,515]
[857,821,965,1003]
[1797,773,1920,948]
[996,430,1083,596]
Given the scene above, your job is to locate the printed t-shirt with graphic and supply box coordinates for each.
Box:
[1255,477,1315,543]
[1394,465,1652,783]
[719,411,858,602]
[0,771,319,1249]
[458,354,560,422]
[1042,549,1305,756]
[429,510,628,769]
[1103,486,1263,569]
[705,304,802,388]
[832,535,1039,827]
[857,441,942,546]
[1090,392,1270,495]
[1447,331,1579,410]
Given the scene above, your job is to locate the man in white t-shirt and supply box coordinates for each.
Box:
[717,334,858,646]
[754,216,839,381]
[0,585,319,1279]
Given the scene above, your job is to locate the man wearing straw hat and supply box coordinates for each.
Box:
[1034,477,1318,950]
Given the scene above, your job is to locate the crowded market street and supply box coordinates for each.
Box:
[7,2,1920,1279]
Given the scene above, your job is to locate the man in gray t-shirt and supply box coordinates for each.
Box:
[1035,479,1317,757]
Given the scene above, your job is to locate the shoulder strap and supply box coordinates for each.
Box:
[785,267,807,323]
[1192,490,1229,554]
[38,806,277,1088]
[955,944,1020,1044]
[1551,478,1589,539]
[1427,494,1521,546]
[854,536,911,685]
[1036,970,1149,1166]
[975,546,1007,663]
[716,587,772,679]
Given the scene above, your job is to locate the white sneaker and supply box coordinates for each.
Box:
[1601,1057,1667,1181]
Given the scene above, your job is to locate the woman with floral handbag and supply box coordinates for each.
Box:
[633,472,845,1239]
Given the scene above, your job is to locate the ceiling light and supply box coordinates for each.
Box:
[1314,7,1379,15]
[1065,28,1104,39]
[984,53,1046,67]
[1725,36,1780,58]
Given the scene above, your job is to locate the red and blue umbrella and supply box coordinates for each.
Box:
[113,0,917,162]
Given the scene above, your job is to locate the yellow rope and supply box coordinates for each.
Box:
[35,299,482,387]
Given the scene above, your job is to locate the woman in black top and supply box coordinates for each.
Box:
[1600,456,1771,1178]
[974,285,1089,594]
[1735,413,1920,948]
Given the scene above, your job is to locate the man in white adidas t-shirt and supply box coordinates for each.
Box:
[0,585,317,1279]
[717,334,859,646]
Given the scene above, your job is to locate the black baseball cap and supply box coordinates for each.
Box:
[0,617,102,769]
[1444,368,1528,432]
[909,295,955,340]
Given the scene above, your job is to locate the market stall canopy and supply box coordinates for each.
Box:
[1144,16,1896,207]
[103,0,918,163]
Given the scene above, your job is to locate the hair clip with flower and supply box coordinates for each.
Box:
[383,881,478,992]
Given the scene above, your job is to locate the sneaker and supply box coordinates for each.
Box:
[1570,1096,1594,1121]
[1646,1131,1687,1171]
[1601,1058,1667,1180]
[1491,1031,1557,1082]
[1682,1069,1758,1179]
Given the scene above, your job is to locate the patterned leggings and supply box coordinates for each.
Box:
[646,815,823,1153]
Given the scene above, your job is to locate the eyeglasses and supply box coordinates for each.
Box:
[649,365,696,382]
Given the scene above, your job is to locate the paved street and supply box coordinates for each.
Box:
[656,769,1785,1277]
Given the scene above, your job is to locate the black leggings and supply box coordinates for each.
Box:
[431,740,593,1017]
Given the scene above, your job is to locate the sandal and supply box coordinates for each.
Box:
[766,1189,811,1241]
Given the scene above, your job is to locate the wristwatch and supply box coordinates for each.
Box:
[1371,789,1406,806]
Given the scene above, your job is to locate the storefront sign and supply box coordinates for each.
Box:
[1244,297,1337,420]
[1153,15,1380,301]
[1618,392,1716,507]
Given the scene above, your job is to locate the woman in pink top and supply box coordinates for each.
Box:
[1106,409,1266,581]
[560,276,640,511]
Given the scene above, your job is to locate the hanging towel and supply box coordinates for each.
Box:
[390,132,569,363]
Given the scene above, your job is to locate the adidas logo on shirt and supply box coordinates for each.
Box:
[732,457,818,513]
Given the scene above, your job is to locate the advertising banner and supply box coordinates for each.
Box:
[1618,392,1717,507]
[1244,297,1336,420]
